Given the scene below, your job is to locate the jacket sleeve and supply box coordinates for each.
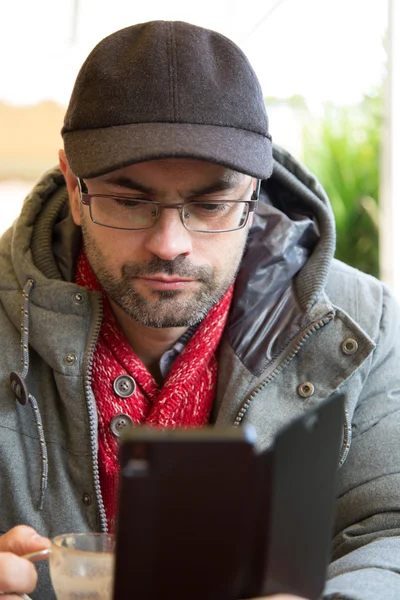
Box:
[324,286,400,600]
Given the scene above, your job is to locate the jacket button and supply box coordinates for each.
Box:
[82,493,92,506]
[341,338,359,355]
[113,375,136,398]
[110,414,133,438]
[297,382,315,398]
[10,371,29,405]
[72,292,85,304]
[64,352,77,365]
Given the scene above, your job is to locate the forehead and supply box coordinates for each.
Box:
[93,158,249,190]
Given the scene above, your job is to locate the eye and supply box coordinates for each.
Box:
[195,202,229,212]
[112,198,143,209]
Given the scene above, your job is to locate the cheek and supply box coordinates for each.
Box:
[70,190,82,226]
[82,217,146,265]
[195,230,248,271]
[81,214,115,262]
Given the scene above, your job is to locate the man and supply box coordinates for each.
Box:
[0,19,399,600]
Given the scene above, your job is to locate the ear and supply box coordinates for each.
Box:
[59,149,81,226]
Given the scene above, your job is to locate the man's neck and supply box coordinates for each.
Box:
[109,300,188,382]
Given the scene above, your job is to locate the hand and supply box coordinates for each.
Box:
[0,525,51,598]
[247,594,307,600]
[267,596,308,599]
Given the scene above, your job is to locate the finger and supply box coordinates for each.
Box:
[0,526,51,555]
[272,596,309,599]
[1,596,33,600]
[269,596,309,599]
[244,596,309,600]
[0,552,38,593]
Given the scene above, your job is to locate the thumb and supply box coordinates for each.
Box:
[244,596,309,600]
[0,525,51,556]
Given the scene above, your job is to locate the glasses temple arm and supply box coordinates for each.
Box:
[251,179,262,201]
[77,178,88,194]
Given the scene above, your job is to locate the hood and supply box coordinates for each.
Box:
[1,146,336,380]
[0,169,89,512]
[227,145,336,375]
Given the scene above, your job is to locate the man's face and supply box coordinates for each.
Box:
[68,158,254,328]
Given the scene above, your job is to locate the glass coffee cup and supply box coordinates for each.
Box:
[24,532,115,600]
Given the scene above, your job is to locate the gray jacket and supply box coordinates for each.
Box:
[0,147,399,600]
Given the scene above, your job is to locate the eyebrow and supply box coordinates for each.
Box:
[98,171,247,197]
[99,176,154,195]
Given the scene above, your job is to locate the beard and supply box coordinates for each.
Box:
[81,219,246,328]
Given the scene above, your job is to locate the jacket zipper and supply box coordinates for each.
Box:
[338,407,352,467]
[233,311,335,426]
[83,294,108,532]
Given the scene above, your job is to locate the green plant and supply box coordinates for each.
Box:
[302,94,381,277]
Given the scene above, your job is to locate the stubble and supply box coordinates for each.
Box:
[80,215,247,328]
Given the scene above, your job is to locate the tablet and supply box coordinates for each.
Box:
[113,394,344,600]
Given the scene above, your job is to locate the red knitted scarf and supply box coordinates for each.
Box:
[75,250,233,530]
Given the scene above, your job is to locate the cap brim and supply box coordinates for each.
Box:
[63,122,273,180]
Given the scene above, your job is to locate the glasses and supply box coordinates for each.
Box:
[78,179,260,233]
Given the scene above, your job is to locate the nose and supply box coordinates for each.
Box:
[143,207,193,260]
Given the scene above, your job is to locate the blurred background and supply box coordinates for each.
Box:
[1,0,399,297]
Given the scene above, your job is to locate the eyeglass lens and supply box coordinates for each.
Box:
[90,197,250,232]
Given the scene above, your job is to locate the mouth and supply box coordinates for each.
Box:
[135,275,197,291]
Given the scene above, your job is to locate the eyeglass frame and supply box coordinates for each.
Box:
[77,178,261,233]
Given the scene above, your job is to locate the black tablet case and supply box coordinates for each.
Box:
[113,395,344,600]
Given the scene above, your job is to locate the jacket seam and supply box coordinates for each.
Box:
[0,424,92,455]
